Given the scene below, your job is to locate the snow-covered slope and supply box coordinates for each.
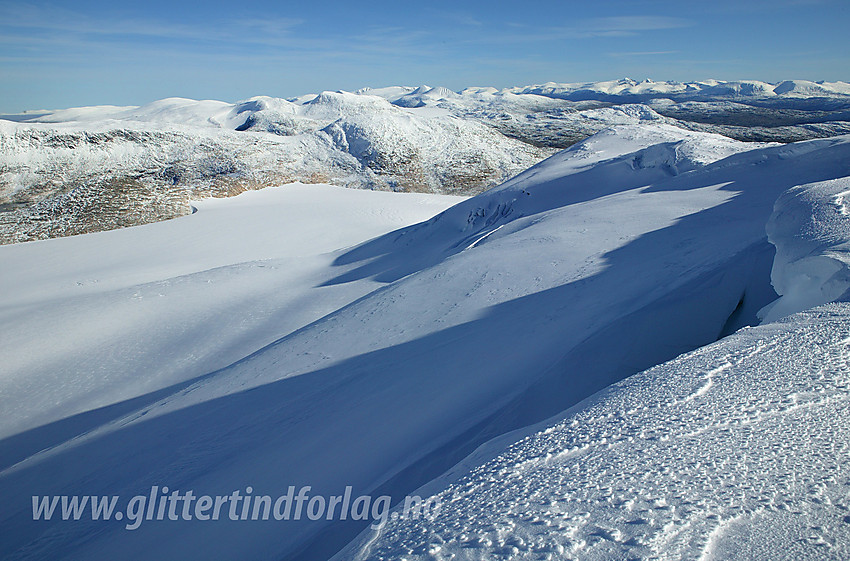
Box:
[340,170,850,561]
[341,302,850,561]
[2,124,849,560]
[0,183,465,439]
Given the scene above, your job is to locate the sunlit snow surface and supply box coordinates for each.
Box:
[1,124,850,560]
[343,303,850,561]
[0,183,465,437]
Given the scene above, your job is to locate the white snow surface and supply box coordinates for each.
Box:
[760,178,850,322]
[1,124,850,561]
[341,303,850,561]
[0,183,465,437]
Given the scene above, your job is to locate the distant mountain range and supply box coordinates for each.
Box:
[2,79,850,243]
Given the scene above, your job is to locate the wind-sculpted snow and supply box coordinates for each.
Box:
[1,126,849,561]
[321,125,773,285]
[341,303,850,561]
[761,177,850,322]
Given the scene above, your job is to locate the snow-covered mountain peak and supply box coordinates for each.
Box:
[509,78,850,101]
[232,96,297,115]
[121,97,237,128]
[773,79,850,97]
[26,104,138,123]
[353,85,416,100]
[459,86,500,97]
[361,85,461,108]
[301,90,398,119]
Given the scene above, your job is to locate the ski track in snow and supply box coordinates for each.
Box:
[347,306,850,561]
[465,225,505,250]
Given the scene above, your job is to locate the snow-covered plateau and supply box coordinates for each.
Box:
[1,116,850,560]
[2,79,850,243]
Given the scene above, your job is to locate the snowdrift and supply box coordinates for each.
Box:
[761,177,850,322]
[1,125,850,561]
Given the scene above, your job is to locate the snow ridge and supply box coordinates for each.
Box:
[1,125,850,561]
[761,176,850,322]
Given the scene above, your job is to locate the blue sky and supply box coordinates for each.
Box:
[0,0,847,112]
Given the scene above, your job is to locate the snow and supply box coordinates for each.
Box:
[0,183,465,438]
[507,78,850,100]
[760,177,850,322]
[341,303,850,561]
[5,79,850,244]
[1,124,850,561]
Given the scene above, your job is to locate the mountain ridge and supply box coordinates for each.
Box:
[2,78,850,244]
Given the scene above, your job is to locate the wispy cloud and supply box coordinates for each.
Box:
[586,16,692,33]
[554,16,694,39]
[0,2,306,50]
[690,0,836,15]
[348,27,438,57]
[0,1,695,67]
[1,2,212,40]
[0,3,441,73]
[441,12,484,27]
[609,50,679,57]
[458,15,694,44]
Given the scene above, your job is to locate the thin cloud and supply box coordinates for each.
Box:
[460,15,694,44]
[609,50,679,57]
[1,3,211,40]
[348,27,436,56]
[232,18,304,33]
[553,15,694,39]
[0,3,304,46]
[441,12,484,27]
[586,16,693,32]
